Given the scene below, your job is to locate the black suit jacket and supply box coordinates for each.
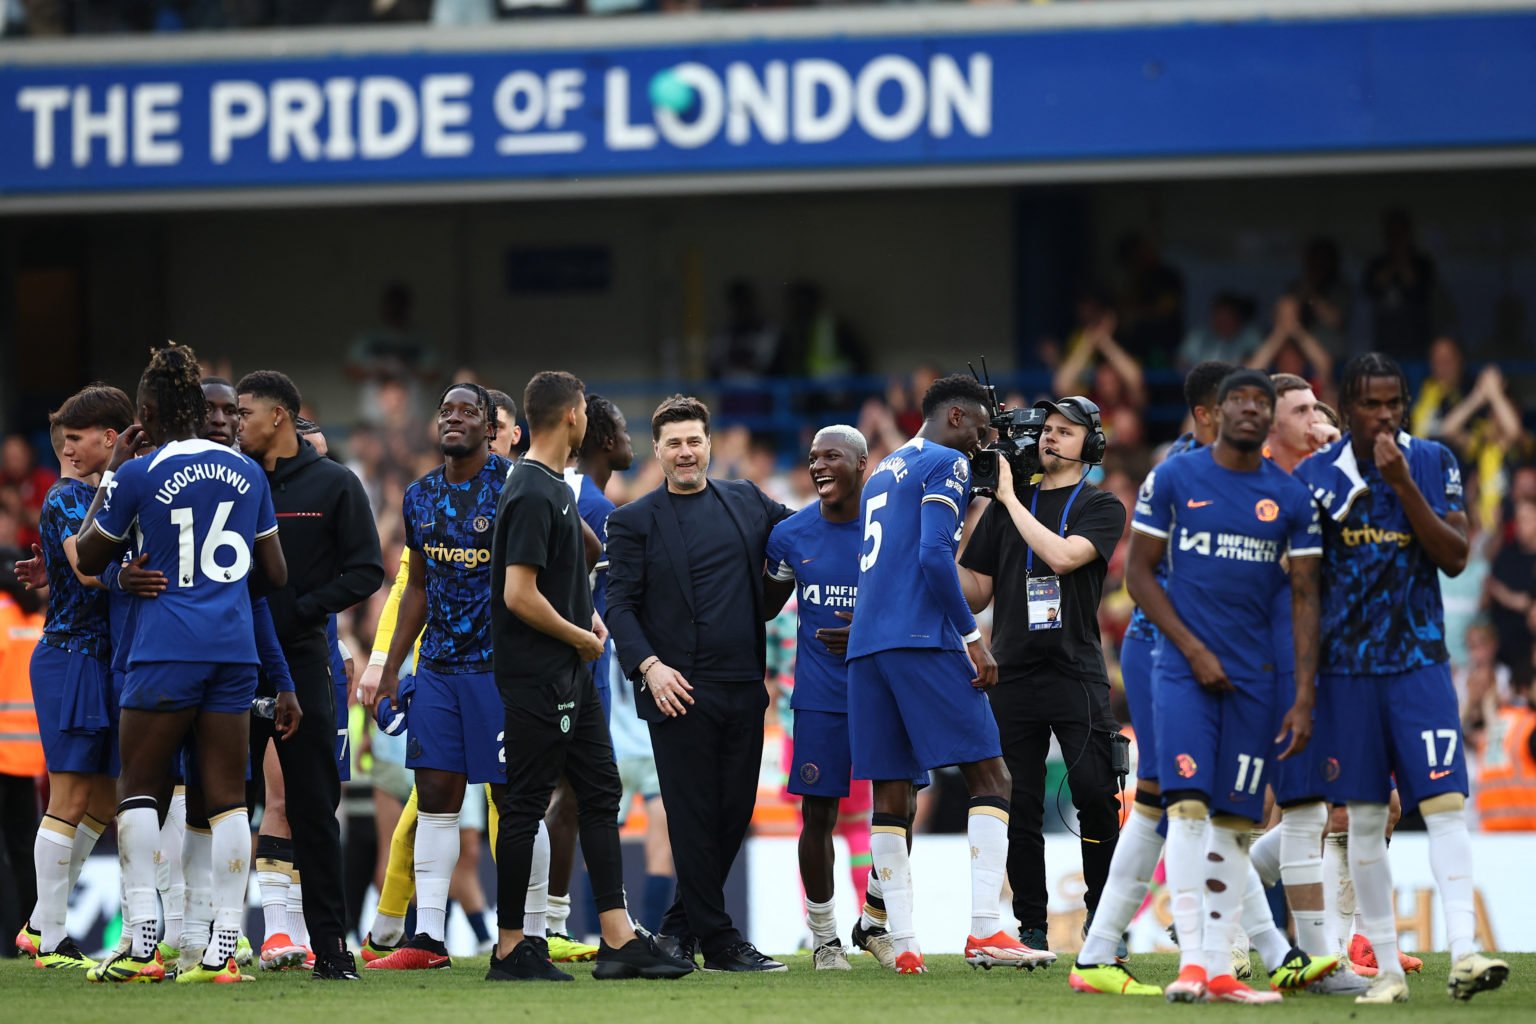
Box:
[606,478,790,723]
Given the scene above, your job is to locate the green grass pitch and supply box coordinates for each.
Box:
[4,953,1530,1023]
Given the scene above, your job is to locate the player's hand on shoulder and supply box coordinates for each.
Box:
[119,553,167,598]
[1374,430,1411,488]
[274,691,303,741]
[1187,645,1233,693]
[815,610,854,657]
[967,636,998,689]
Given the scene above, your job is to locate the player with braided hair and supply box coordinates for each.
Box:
[73,343,287,983]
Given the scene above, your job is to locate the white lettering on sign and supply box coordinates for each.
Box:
[12,52,992,173]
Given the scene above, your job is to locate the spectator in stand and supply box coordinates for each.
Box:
[1290,237,1353,360]
[1486,497,1536,691]
[1114,232,1185,365]
[1442,469,1492,674]
[1457,618,1511,744]
[1440,364,1534,534]
[1410,336,1469,440]
[347,282,437,424]
[775,281,865,382]
[0,435,55,550]
[709,279,780,383]
[1177,291,1261,368]
[1247,295,1335,400]
[1363,208,1441,359]
[1053,308,1146,414]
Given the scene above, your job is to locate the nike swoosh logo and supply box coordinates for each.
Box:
[1430,769,1453,780]
[562,505,571,515]
[1187,499,1214,509]
[801,558,816,564]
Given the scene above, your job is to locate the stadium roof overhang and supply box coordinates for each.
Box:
[2,0,1535,215]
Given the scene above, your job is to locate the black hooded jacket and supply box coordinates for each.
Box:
[261,438,384,666]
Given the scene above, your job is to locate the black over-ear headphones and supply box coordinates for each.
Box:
[1056,396,1107,465]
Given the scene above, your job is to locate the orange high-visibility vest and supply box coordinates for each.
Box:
[1477,706,1536,832]
[0,593,45,777]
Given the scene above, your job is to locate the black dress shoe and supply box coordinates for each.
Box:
[486,937,574,982]
[653,933,699,964]
[593,933,695,980]
[702,941,787,973]
[311,952,361,980]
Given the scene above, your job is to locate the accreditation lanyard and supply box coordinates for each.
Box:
[1025,476,1086,632]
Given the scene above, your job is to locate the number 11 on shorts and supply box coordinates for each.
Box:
[1234,753,1265,796]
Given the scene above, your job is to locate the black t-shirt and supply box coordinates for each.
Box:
[669,486,761,683]
[1490,541,1536,672]
[960,483,1125,687]
[491,458,594,687]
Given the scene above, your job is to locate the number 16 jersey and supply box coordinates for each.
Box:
[847,437,976,660]
[96,438,277,668]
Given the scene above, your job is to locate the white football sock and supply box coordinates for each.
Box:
[32,816,75,953]
[1079,807,1163,966]
[1322,831,1352,953]
[1250,826,1281,887]
[1346,802,1403,979]
[525,820,550,938]
[1163,810,1209,971]
[1199,822,1252,979]
[258,865,289,940]
[159,793,186,947]
[287,874,309,947]
[967,803,1009,938]
[70,815,103,892]
[414,812,459,942]
[118,802,162,959]
[1278,802,1329,957]
[1242,863,1292,971]
[208,808,250,967]
[371,910,406,947]
[181,827,213,954]
[806,898,839,948]
[546,894,572,937]
[870,822,917,956]
[1424,808,1476,961]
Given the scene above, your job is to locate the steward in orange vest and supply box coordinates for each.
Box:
[1477,701,1536,832]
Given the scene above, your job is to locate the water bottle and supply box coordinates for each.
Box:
[252,696,277,720]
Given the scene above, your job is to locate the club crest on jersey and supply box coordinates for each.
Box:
[1255,498,1279,523]
[1175,753,1198,779]
[952,458,970,483]
[800,762,821,785]
[473,515,490,533]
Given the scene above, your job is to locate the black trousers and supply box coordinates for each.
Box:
[988,676,1121,933]
[250,655,347,955]
[497,664,624,930]
[0,773,39,952]
[650,680,766,957]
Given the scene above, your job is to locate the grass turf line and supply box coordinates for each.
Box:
[2,952,1528,1023]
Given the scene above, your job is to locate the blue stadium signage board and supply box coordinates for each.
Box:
[1,10,1534,196]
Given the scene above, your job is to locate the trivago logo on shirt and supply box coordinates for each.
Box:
[1339,525,1414,548]
[422,543,491,567]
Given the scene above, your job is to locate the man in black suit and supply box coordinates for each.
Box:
[606,395,791,973]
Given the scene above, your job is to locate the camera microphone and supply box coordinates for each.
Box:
[1043,448,1100,466]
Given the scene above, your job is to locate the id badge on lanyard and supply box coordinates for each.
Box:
[1024,477,1086,632]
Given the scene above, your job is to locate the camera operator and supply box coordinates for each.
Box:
[957,397,1127,957]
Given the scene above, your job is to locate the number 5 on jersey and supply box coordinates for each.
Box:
[860,492,889,572]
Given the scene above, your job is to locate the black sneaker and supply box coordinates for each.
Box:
[593,932,695,980]
[486,937,574,982]
[653,932,699,965]
[702,941,787,973]
[1020,927,1051,953]
[311,951,361,981]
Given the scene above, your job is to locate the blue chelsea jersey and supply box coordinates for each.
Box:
[847,438,975,659]
[1131,446,1319,682]
[39,478,110,647]
[402,453,511,672]
[94,439,277,667]
[1293,433,1464,675]
[765,504,862,712]
[564,468,616,617]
